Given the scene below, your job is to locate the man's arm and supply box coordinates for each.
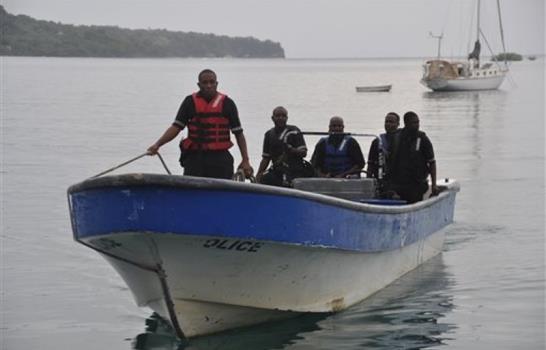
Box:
[310,140,329,177]
[256,157,271,183]
[234,132,253,177]
[147,125,182,154]
[366,139,379,178]
[429,161,438,195]
[286,129,308,158]
[423,135,438,195]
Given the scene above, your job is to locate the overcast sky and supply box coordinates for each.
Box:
[3,0,544,58]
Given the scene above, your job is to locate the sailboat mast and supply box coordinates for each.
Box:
[497,0,508,66]
[476,0,481,42]
[476,0,481,66]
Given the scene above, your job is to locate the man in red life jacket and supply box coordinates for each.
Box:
[147,69,253,179]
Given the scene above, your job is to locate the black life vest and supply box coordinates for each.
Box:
[396,131,430,183]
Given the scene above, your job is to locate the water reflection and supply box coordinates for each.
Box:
[287,254,456,349]
[419,89,512,184]
[421,89,508,101]
[133,312,327,350]
[133,255,455,350]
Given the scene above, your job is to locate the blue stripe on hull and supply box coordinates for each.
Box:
[69,186,456,253]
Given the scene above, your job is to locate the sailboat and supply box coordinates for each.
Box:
[421,0,509,91]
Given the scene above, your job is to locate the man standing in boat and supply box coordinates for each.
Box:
[256,106,312,186]
[310,116,365,178]
[390,111,438,203]
[147,69,253,179]
[367,112,401,182]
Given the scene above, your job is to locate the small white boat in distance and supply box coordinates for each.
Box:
[355,84,392,92]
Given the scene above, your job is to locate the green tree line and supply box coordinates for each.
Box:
[491,52,523,62]
[0,6,285,58]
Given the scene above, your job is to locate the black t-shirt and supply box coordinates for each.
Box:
[262,125,307,164]
[311,136,365,174]
[172,92,243,134]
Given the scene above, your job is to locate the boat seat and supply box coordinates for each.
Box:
[292,178,377,201]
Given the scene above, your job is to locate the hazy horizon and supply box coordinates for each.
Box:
[3,0,544,59]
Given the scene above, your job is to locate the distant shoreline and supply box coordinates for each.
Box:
[3,55,542,61]
[0,5,285,59]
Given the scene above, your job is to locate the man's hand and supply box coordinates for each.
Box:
[430,184,440,196]
[147,144,160,155]
[256,171,264,183]
[238,159,254,178]
[285,144,295,154]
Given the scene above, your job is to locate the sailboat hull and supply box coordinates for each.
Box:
[421,72,506,91]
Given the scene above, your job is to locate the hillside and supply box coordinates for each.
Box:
[0,6,285,58]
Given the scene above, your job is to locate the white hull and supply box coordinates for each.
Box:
[421,73,506,91]
[93,229,446,338]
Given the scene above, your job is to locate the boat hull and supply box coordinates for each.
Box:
[91,228,446,337]
[421,72,506,91]
[355,85,392,92]
[68,174,459,338]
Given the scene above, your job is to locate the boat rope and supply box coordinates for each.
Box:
[75,238,187,340]
[496,0,508,66]
[155,263,186,342]
[467,0,476,54]
[479,28,503,71]
[505,69,518,88]
[90,152,172,179]
[156,153,172,175]
[77,239,158,272]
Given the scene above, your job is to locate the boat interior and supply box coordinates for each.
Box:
[291,178,416,205]
[292,178,377,201]
[291,177,452,205]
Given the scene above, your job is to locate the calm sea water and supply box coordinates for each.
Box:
[1,57,544,349]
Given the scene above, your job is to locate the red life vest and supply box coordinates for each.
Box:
[181,92,233,151]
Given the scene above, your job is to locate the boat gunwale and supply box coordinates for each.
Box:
[68,173,459,214]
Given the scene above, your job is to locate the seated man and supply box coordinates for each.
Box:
[310,116,365,178]
[256,106,313,187]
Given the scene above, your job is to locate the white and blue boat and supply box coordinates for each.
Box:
[67,173,459,339]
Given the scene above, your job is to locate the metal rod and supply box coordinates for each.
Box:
[300,131,378,138]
